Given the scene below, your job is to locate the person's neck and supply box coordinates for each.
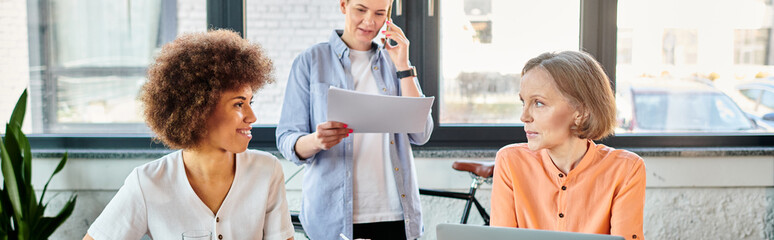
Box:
[340,31,372,51]
[546,138,589,175]
[182,147,235,181]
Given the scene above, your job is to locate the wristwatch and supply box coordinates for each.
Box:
[396,66,417,79]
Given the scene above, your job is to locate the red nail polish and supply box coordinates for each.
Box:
[349,129,353,133]
[343,124,348,128]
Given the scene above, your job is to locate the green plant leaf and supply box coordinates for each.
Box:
[39,153,67,206]
[2,126,29,227]
[15,219,28,240]
[30,195,76,239]
[8,89,26,129]
[3,126,23,179]
[30,217,54,240]
[25,188,38,230]
[7,126,34,222]
[15,125,31,190]
[0,188,3,216]
[50,152,67,177]
[0,89,75,239]
[0,188,9,235]
[0,138,23,221]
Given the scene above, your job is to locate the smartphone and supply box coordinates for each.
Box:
[377,2,398,48]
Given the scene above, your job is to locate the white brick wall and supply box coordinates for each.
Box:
[0,0,31,133]
[245,0,343,124]
[177,0,206,34]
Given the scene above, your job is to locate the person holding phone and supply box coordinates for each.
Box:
[275,0,433,239]
[490,51,645,240]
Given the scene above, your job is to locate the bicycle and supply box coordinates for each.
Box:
[418,160,493,225]
[287,159,495,237]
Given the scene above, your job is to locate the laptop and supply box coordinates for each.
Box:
[436,223,626,240]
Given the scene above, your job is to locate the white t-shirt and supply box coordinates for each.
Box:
[87,150,294,240]
[349,49,403,223]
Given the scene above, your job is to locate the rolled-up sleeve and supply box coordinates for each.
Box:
[276,53,315,165]
[408,112,433,145]
[399,67,433,145]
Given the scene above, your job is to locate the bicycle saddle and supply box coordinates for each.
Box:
[452,160,495,178]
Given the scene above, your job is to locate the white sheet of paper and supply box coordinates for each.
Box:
[327,87,434,133]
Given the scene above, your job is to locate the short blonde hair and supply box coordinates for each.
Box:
[522,51,616,140]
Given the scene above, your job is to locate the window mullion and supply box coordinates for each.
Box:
[206,0,245,37]
[580,0,618,86]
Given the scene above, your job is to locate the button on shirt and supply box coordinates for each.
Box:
[490,141,646,240]
[275,29,434,240]
[350,48,404,223]
[87,150,294,240]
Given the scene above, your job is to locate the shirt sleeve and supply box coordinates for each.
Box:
[87,168,148,240]
[262,160,295,240]
[276,52,315,165]
[609,157,646,240]
[490,148,519,227]
[407,111,434,145]
[395,59,433,145]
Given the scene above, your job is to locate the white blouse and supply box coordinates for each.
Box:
[87,150,294,240]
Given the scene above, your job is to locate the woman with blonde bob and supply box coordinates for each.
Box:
[84,30,294,240]
[491,51,645,240]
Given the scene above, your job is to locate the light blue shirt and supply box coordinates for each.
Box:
[276,30,433,240]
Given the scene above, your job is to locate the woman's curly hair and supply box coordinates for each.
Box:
[141,29,274,149]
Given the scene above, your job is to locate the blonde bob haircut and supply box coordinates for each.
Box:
[522,51,616,140]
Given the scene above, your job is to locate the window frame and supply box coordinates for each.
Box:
[26,0,177,134]
[22,0,774,150]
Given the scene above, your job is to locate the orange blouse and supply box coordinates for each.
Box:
[491,141,646,240]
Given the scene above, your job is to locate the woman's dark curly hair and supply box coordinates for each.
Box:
[141,29,274,149]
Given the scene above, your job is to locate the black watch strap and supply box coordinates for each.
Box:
[396,67,417,79]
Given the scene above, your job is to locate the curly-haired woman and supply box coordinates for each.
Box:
[84,30,294,240]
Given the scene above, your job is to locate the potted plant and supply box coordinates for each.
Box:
[0,89,77,239]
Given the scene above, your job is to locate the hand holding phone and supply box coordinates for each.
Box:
[380,3,411,70]
[380,3,398,48]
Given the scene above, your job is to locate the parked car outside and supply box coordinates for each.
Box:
[733,80,774,128]
[616,79,764,133]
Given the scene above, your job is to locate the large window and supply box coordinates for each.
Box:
[616,0,774,134]
[2,0,773,148]
[2,0,340,133]
[438,0,580,124]
[12,0,207,134]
